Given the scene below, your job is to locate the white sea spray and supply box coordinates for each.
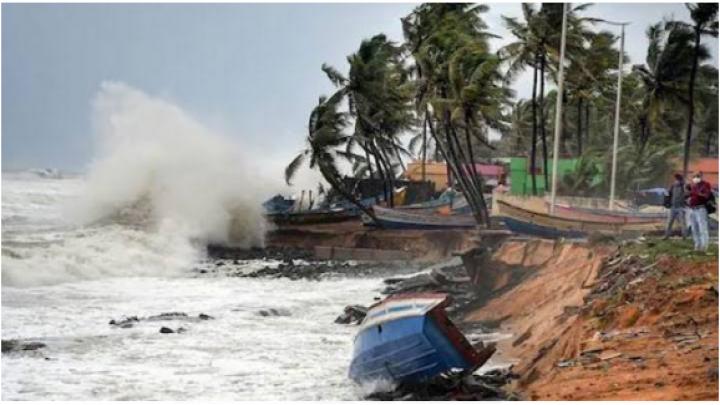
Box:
[3,82,278,287]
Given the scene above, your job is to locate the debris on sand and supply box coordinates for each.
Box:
[366,368,520,400]
[381,265,478,316]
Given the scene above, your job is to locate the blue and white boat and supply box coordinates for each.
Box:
[349,293,493,384]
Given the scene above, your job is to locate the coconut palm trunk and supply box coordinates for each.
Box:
[584,103,590,147]
[421,114,428,181]
[530,55,539,195]
[682,27,701,177]
[576,98,583,156]
[539,52,549,188]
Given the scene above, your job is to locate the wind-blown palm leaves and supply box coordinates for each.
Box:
[668,3,718,176]
[498,100,533,156]
[321,34,415,207]
[501,3,594,193]
[402,3,507,226]
[631,21,709,151]
[564,30,620,155]
[290,3,719,216]
[284,94,378,221]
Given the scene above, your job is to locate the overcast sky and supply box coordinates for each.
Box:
[3,2,718,174]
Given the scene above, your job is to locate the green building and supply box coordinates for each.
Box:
[506,157,581,196]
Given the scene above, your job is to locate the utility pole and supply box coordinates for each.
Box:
[608,22,629,210]
[549,3,568,215]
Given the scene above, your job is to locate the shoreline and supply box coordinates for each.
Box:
[219,222,718,401]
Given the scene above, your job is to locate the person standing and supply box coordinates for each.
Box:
[664,173,687,239]
[687,172,712,251]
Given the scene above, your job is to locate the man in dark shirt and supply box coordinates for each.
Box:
[664,173,687,239]
[687,172,712,251]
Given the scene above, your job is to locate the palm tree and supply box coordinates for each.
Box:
[446,42,512,224]
[536,3,595,176]
[284,94,378,222]
[322,34,415,207]
[694,65,719,156]
[500,4,541,194]
[402,3,498,226]
[500,100,533,156]
[669,3,718,176]
[562,29,620,156]
[632,22,706,151]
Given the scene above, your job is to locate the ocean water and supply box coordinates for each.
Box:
[1,172,389,400]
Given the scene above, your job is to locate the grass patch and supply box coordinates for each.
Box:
[623,238,718,263]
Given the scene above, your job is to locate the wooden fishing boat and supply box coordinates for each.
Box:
[398,199,452,211]
[265,208,358,226]
[547,202,666,224]
[367,206,476,229]
[496,200,664,238]
[349,293,493,384]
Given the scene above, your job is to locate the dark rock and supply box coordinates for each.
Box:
[159,327,175,334]
[256,308,291,317]
[2,340,46,353]
[110,312,212,327]
[206,245,314,262]
[109,316,140,327]
[146,312,188,321]
[334,305,368,325]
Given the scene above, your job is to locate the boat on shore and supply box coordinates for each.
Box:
[265,208,358,226]
[496,200,664,239]
[349,293,494,384]
[366,205,477,229]
[547,202,666,224]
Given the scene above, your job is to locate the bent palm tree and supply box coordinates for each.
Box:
[632,22,703,151]
[285,93,378,222]
[669,3,718,176]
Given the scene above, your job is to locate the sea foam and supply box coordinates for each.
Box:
[3,82,273,287]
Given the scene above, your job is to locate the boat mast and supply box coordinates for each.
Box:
[549,3,568,215]
[608,22,628,210]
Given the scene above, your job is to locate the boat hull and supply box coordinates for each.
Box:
[548,203,666,224]
[265,209,358,225]
[349,294,485,384]
[496,200,664,238]
[368,206,476,230]
[501,216,586,239]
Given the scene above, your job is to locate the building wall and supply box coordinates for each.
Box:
[509,157,581,196]
[685,158,718,188]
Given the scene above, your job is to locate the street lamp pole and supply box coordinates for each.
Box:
[608,22,629,210]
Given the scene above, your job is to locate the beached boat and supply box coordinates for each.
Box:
[547,202,666,224]
[265,208,358,226]
[262,194,295,215]
[367,206,476,229]
[496,200,664,239]
[349,293,493,384]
